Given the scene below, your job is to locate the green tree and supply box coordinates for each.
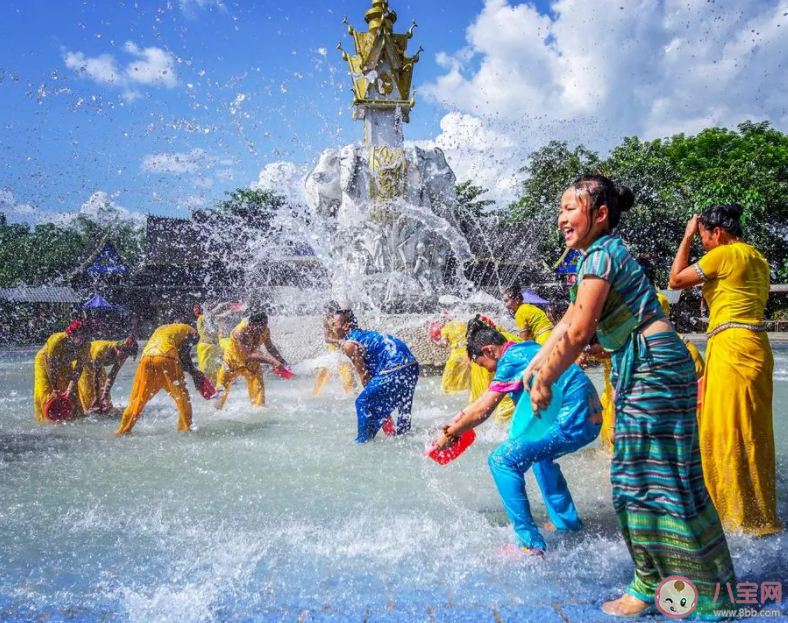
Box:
[216,188,286,224]
[509,123,788,280]
[510,141,601,265]
[454,180,496,219]
[0,214,144,287]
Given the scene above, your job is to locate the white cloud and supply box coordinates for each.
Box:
[142,149,215,174]
[123,42,178,88]
[70,191,145,227]
[420,0,788,198]
[410,112,524,205]
[251,161,308,206]
[1,188,144,226]
[0,188,36,220]
[63,41,178,100]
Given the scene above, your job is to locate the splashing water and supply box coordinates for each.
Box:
[0,347,786,622]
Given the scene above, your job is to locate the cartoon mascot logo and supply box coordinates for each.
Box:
[656,576,698,618]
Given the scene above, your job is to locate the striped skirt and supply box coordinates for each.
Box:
[611,331,736,618]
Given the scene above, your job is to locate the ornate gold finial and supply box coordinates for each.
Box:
[364,0,397,33]
[339,0,420,123]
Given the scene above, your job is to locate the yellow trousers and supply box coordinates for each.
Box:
[116,356,192,434]
[217,363,265,408]
[441,348,471,394]
[77,366,115,413]
[313,362,356,396]
[700,329,781,535]
[197,342,223,387]
[470,362,515,423]
[33,351,82,422]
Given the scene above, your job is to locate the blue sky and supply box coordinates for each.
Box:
[0,0,498,220]
[1,0,786,222]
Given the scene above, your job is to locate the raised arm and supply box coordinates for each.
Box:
[669,215,704,290]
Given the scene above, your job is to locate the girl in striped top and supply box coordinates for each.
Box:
[524,175,735,618]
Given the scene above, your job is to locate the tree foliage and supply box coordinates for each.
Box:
[0,215,144,288]
[508,122,788,280]
[455,180,496,219]
[510,141,601,265]
[216,188,286,223]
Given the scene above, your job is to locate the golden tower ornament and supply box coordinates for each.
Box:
[338,0,422,136]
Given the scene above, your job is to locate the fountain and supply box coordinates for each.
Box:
[304,0,473,312]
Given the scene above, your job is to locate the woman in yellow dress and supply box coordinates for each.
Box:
[429,318,471,394]
[502,285,554,345]
[116,323,205,434]
[194,304,223,386]
[33,321,90,422]
[314,301,356,396]
[78,338,138,415]
[468,316,518,423]
[217,312,287,408]
[670,204,781,536]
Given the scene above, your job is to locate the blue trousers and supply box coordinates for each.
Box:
[355,364,420,443]
[488,418,600,550]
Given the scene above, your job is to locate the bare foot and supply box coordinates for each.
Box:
[602,594,652,617]
[543,521,556,531]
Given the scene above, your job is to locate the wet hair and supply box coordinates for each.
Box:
[334,309,358,330]
[502,284,523,302]
[249,311,268,326]
[572,174,635,230]
[698,204,744,238]
[466,314,506,360]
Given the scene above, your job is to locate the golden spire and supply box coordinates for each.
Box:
[364,0,397,33]
[339,0,420,123]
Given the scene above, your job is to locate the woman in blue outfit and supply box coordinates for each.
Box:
[334,310,420,443]
[433,316,601,555]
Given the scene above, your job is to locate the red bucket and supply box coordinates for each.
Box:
[425,429,476,465]
[198,377,218,400]
[272,367,294,380]
[44,394,73,422]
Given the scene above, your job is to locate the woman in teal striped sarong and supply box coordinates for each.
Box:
[523,175,735,619]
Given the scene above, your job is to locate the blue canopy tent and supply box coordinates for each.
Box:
[521,289,550,306]
[82,294,128,312]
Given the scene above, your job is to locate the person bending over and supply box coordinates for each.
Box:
[333,310,420,443]
[432,316,601,555]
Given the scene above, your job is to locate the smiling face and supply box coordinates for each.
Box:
[656,577,698,619]
[502,292,521,315]
[558,187,609,251]
[332,313,352,340]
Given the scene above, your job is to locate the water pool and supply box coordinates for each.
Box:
[1,348,786,623]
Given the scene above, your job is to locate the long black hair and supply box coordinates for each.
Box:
[698,204,744,238]
[466,315,506,360]
[572,174,635,231]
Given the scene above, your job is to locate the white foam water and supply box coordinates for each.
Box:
[0,349,786,622]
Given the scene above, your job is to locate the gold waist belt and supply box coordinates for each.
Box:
[708,322,766,339]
